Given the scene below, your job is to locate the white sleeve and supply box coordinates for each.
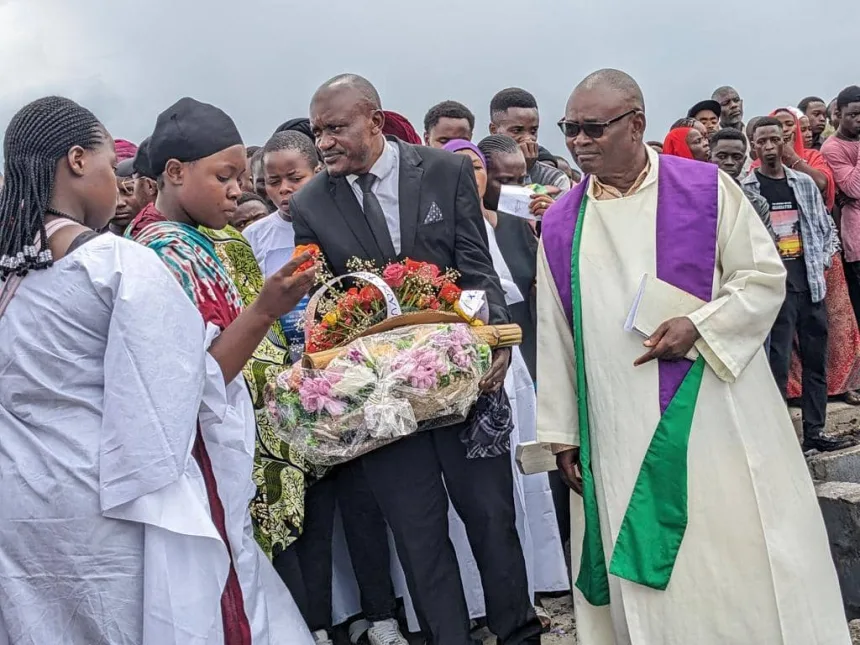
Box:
[688,174,787,382]
[535,243,579,447]
[95,240,210,513]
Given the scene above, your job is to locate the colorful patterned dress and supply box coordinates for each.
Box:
[128,204,308,557]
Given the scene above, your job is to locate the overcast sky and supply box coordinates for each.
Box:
[0,0,855,166]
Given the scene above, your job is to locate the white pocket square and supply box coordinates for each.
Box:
[423,202,444,224]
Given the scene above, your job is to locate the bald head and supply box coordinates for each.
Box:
[571,68,645,113]
[563,68,648,182]
[711,86,736,101]
[712,86,743,128]
[309,73,386,178]
[312,73,382,112]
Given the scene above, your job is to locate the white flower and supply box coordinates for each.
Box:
[331,365,377,398]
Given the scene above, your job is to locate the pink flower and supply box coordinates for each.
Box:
[433,326,476,369]
[382,263,407,288]
[450,348,473,369]
[298,375,348,416]
[417,263,440,281]
[393,346,448,390]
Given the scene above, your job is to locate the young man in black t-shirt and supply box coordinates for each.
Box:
[743,117,850,452]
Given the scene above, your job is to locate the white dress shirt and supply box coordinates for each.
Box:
[347,140,402,253]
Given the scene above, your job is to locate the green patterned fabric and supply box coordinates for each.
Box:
[202,225,309,558]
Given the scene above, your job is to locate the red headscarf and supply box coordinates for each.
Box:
[661,127,695,159]
[751,108,835,210]
[114,139,138,161]
[382,111,422,145]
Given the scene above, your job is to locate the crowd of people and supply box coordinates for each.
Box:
[0,68,859,645]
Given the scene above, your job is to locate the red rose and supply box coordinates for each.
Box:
[404,258,423,275]
[417,263,440,281]
[293,244,321,273]
[382,263,407,288]
[339,291,362,311]
[359,284,379,303]
[418,295,441,310]
[439,283,462,305]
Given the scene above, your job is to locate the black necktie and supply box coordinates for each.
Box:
[357,173,397,260]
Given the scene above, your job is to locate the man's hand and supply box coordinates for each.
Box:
[479,347,511,393]
[634,317,700,366]
[529,193,555,219]
[557,448,583,495]
[520,140,539,171]
[256,252,317,322]
[782,132,801,167]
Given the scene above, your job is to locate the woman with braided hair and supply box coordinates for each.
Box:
[0,97,316,644]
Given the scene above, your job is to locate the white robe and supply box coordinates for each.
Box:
[0,235,311,645]
[535,150,850,645]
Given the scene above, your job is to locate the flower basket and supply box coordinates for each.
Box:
[266,255,522,465]
[267,323,493,466]
[302,311,522,369]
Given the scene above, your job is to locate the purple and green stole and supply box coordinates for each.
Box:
[542,155,719,606]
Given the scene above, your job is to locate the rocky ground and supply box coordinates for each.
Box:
[536,595,577,645]
[473,594,577,644]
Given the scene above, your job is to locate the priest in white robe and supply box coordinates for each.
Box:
[536,68,850,645]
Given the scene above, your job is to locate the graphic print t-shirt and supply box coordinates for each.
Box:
[756,171,808,292]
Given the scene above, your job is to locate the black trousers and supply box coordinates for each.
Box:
[360,425,542,645]
[844,260,860,329]
[769,290,829,437]
[273,460,396,632]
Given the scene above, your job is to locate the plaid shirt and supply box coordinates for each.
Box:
[742,167,837,303]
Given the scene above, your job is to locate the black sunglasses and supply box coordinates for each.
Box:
[557,109,640,139]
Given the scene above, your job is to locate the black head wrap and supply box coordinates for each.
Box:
[274,117,314,142]
[148,97,243,176]
[132,137,156,179]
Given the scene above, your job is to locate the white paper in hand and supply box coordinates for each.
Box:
[498,185,536,220]
[625,274,705,362]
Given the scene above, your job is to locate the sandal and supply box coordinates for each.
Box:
[535,604,552,633]
[845,391,860,406]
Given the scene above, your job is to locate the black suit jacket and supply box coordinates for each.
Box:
[291,138,510,325]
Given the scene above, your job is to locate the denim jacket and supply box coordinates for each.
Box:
[742,167,837,303]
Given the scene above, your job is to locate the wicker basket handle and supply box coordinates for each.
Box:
[304,271,401,344]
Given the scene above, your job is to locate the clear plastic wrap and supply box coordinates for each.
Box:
[266,323,492,466]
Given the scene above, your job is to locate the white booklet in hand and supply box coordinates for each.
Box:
[624,274,705,362]
[498,185,536,220]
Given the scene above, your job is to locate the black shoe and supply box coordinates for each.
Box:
[802,434,856,452]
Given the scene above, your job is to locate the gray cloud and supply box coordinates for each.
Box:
[0,0,855,166]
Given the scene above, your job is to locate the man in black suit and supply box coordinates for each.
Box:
[291,74,541,645]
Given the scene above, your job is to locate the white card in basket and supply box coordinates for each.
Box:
[624,274,705,362]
